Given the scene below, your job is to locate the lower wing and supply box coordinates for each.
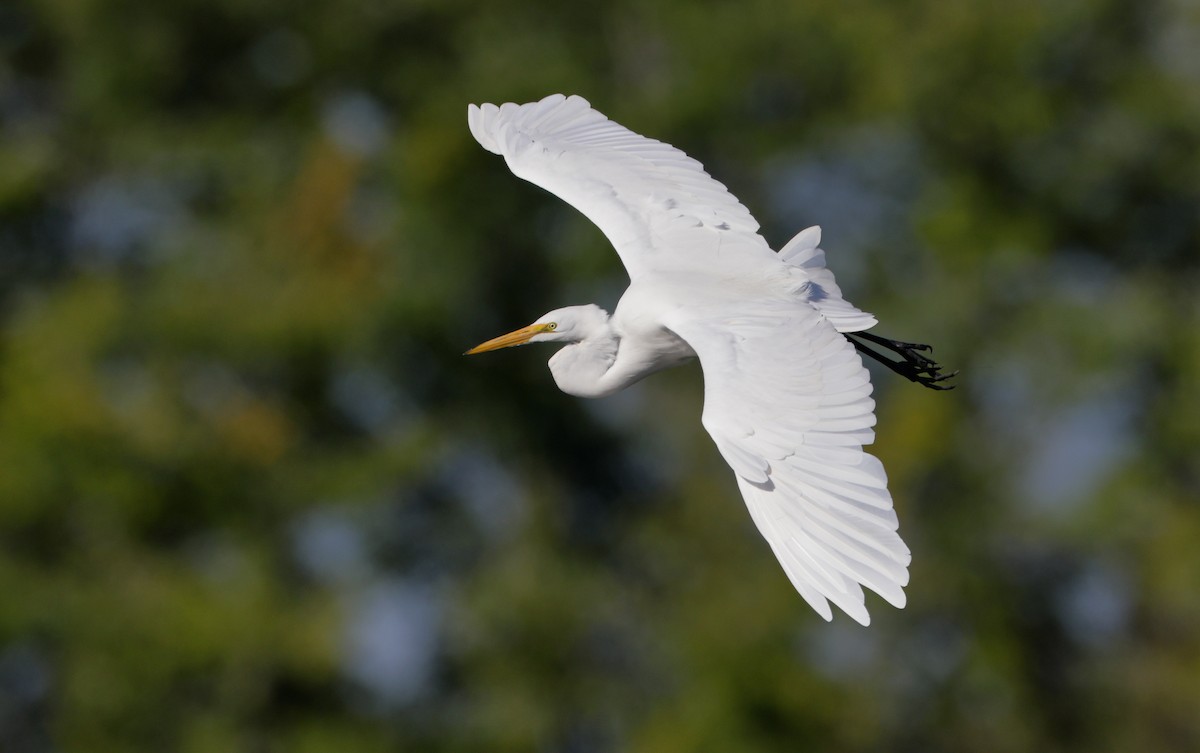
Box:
[664,299,911,625]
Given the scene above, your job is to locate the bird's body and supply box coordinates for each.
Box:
[466,94,952,625]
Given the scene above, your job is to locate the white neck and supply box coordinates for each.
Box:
[548,334,623,398]
[544,305,674,399]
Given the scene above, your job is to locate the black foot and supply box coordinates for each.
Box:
[844,330,958,390]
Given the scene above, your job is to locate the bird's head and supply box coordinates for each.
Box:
[464,305,609,354]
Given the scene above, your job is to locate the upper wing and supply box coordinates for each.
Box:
[468,94,777,279]
[664,299,911,625]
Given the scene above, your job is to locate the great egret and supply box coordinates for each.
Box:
[465,94,953,625]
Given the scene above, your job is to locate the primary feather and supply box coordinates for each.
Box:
[468,94,775,278]
[468,94,911,625]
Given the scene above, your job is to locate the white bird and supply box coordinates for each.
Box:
[465,94,953,625]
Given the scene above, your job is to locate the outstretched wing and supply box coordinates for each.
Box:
[664,299,911,625]
[468,94,777,279]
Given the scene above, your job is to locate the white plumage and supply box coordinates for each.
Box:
[466,94,923,625]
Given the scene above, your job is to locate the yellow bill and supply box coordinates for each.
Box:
[464,322,553,355]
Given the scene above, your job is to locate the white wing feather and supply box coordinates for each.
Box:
[468,94,777,279]
[664,301,910,625]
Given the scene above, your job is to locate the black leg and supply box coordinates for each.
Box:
[845,331,958,390]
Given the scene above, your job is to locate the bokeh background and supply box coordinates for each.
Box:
[2,1,1199,751]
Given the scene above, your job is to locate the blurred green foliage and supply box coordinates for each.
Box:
[1,0,1198,751]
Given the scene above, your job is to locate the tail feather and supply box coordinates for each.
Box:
[781,226,877,333]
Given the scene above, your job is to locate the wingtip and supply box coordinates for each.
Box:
[845,603,872,626]
[467,102,503,155]
[468,95,591,156]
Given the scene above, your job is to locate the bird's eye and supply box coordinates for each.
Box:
[546,322,557,330]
